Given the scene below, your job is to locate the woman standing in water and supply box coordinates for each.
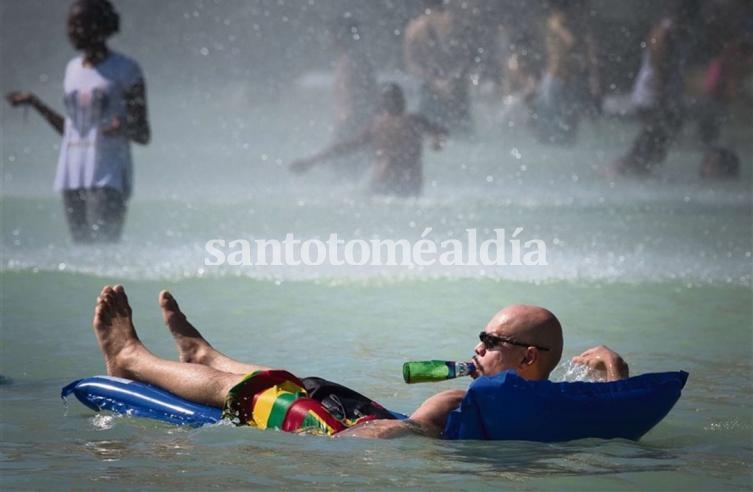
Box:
[6,0,150,243]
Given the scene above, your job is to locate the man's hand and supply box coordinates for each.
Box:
[572,345,629,381]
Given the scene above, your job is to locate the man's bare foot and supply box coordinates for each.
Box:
[92,285,146,378]
[159,290,214,364]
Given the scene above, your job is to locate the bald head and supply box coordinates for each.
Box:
[485,304,563,379]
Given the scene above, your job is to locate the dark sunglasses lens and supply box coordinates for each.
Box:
[480,332,497,348]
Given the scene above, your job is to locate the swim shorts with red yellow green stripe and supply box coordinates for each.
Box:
[222,369,375,435]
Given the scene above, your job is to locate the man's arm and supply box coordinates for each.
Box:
[408,389,465,437]
[403,19,434,82]
[414,114,448,150]
[585,30,602,103]
[335,418,428,439]
[572,345,629,381]
[548,12,575,49]
[337,388,465,439]
[648,20,672,97]
[289,128,371,174]
[6,91,64,136]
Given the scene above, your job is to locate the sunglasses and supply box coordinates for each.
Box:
[478,331,550,352]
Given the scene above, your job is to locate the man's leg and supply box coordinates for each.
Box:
[158,290,270,374]
[93,285,243,408]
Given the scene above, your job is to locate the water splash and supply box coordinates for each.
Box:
[554,361,604,382]
[91,414,117,431]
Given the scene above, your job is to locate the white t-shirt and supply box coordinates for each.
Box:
[54,51,143,199]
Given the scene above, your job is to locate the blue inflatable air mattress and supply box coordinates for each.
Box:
[63,370,688,441]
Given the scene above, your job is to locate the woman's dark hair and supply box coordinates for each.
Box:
[73,0,120,38]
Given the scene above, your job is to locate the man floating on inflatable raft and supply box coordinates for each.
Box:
[80,285,686,440]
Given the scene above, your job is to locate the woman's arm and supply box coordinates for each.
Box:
[102,81,150,144]
[123,80,150,144]
[6,91,64,136]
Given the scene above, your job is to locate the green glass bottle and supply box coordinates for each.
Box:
[402,360,476,384]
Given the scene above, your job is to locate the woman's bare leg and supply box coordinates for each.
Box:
[158,290,270,374]
[92,285,243,408]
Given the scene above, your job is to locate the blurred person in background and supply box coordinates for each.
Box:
[5,0,150,243]
[404,0,474,135]
[531,0,601,145]
[613,3,699,175]
[290,83,446,198]
[697,33,753,145]
[329,15,379,180]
